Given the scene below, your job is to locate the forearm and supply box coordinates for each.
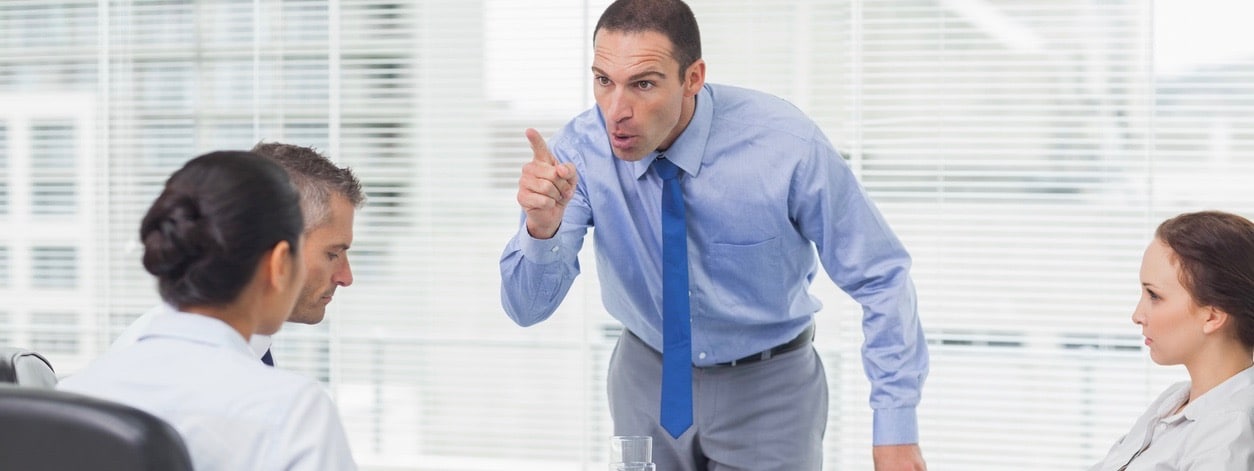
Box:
[798,137,931,444]
[861,276,928,445]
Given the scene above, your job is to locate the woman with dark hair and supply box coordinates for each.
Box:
[1090,211,1254,470]
[59,151,357,470]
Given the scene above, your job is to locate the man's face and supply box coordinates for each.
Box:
[287,193,355,324]
[592,29,704,161]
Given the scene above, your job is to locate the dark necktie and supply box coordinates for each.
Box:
[261,349,275,367]
[653,156,692,438]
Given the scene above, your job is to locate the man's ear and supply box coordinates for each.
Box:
[683,58,706,97]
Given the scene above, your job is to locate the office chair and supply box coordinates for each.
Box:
[0,346,57,388]
[0,386,194,471]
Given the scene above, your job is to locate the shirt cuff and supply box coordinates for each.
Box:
[517,224,565,264]
[873,407,919,446]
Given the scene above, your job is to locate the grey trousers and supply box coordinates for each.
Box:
[607,330,828,471]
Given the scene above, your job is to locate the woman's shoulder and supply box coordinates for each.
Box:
[1178,388,1254,467]
[1194,369,1254,417]
[230,359,326,397]
[1209,382,1254,416]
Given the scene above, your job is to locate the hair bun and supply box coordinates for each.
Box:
[140,151,303,307]
[141,195,208,279]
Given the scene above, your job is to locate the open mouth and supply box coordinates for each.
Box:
[610,131,637,150]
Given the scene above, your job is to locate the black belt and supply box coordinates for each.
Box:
[713,323,815,367]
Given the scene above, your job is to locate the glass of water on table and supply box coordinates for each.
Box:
[609,435,655,470]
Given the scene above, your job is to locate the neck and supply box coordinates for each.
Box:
[659,94,698,152]
[1183,341,1254,402]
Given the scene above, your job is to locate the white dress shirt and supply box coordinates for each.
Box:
[111,303,273,359]
[1089,365,1254,471]
[59,311,356,471]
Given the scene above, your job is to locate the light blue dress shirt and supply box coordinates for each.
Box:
[500,83,929,445]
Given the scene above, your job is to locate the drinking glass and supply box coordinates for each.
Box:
[610,464,656,471]
[609,435,653,470]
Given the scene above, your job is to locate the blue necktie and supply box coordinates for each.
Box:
[654,157,692,438]
[261,349,275,367]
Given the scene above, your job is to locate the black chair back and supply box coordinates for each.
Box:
[0,386,194,471]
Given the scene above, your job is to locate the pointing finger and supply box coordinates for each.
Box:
[525,128,557,165]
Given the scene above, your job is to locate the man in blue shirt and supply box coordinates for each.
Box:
[500,1,928,469]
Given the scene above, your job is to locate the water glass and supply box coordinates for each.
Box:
[610,464,656,471]
[609,435,653,470]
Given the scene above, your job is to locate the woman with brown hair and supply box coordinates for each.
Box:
[1090,210,1254,470]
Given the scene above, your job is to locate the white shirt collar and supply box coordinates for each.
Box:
[138,311,257,361]
[144,303,274,359]
[1178,364,1254,421]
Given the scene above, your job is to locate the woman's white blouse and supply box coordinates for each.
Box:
[59,312,357,470]
[1089,365,1254,471]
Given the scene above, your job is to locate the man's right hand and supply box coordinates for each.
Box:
[517,128,578,239]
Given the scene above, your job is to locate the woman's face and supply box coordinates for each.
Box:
[1131,239,1209,366]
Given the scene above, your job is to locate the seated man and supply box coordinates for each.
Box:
[111,142,363,365]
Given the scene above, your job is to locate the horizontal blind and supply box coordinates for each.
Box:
[326,1,620,466]
[836,1,1160,469]
[2,1,1253,470]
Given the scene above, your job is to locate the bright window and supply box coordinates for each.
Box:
[1,1,1251,469]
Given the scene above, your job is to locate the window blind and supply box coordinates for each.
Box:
[1,1,1251,470]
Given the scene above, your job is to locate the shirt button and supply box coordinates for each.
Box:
[550,246,559,253]
[698,352,707,360]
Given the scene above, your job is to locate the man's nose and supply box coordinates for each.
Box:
[333,256,354,287]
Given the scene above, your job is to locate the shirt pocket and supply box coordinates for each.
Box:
[704,236,790,319]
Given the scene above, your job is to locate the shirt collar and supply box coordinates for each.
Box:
[1178,364,1254,421]
[629,84,714,180]
[249,332,273,358]
[138,310,257,360]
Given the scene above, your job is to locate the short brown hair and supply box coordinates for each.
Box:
[1156,210,1254,347]
[250,141,365,230]
[595,0,702,79]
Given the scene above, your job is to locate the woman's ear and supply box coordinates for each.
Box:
[265,240,294,292]
[1201,305,1231,335]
